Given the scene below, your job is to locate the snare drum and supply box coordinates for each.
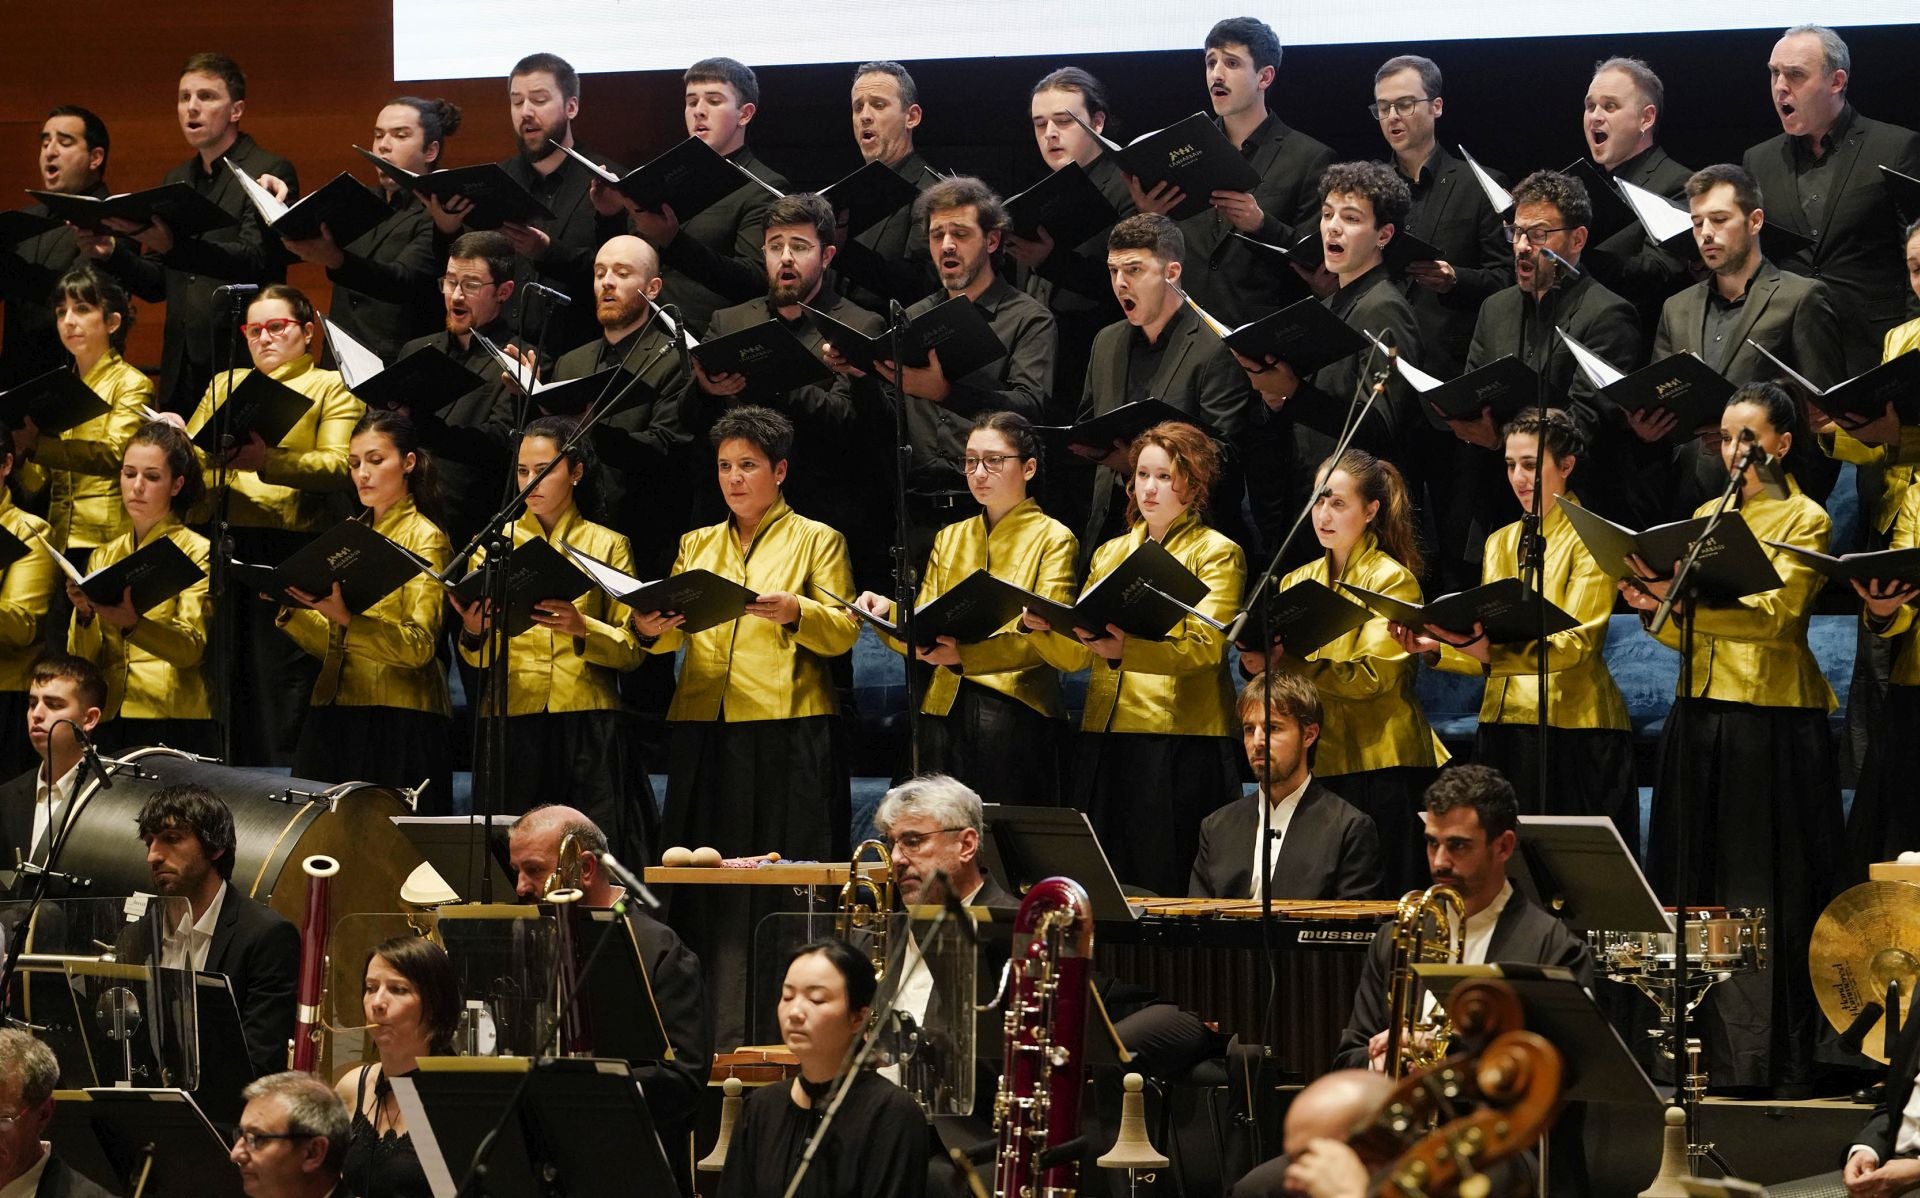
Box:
[1595,908,1768,978]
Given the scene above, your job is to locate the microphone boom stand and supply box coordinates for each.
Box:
[882,302,925,774]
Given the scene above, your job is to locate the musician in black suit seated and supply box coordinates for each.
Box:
[506,804,711,1187]
[718,938,929,1198]
[1172,17,1334,328]
[1743,24,1920,376]
[627,58,790,335]
[1838,1017,1920,1194]
[0,654,105,899]
[1577,58,1694,337]
[1191,673,1382,901]
[1075,213,1255,559]
[277,97,459,361]
[80,53,298,414]
[118,784,298,1080]
[0,1030,113,1197]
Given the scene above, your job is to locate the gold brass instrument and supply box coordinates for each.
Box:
[541,831,585,900]
[836,838,895,981]
[1383,884,1466,1079]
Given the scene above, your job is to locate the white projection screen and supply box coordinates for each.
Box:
[393,2,1920,81]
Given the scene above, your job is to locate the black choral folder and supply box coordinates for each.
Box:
[0,367,111,433]
[352,147,554,230]
[0,208,59,245]
[1005,162,1121,250]
[553,138,774,220]
[803,295,1007,380]
[819,159,923,235]
[688,320,832,394]
[558,541,758,635]
[228,162,388,245]
[1748,340,1920,426]
[1559,499,1783,602]
[530,368,638,418]
[1402,354,1541,427]
[829,570,1029,650]
[229,518,432,613]
[1341,577,1580,644]
[1039,398,1200,453]
[28,182,236,238]
[52,536,204,612]
[449,536,591,638]
[1763,541,1920,585]
[1186,293,1367,381]
[190,371,314,452]
[1017,540,1209,641]
[1249,578,1373,656]
[1069,111,1261,222]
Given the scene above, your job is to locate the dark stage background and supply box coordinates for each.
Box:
[6,6,1917,368]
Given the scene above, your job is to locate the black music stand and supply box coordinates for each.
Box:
[572,907,670,1065]
[398,1057,677,1198]
[978,805,1137,922]
[52,1087,245,1198]
[1507,815,1672,934]
[184,972,252,1125]
[392,815,518,903]
[1413,964,1661,1106]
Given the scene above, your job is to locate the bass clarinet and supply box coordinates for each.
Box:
[993,876,1095,1198]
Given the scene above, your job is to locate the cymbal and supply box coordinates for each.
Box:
[1810,881,1920,1063]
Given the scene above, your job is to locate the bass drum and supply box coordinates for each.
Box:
[55,747,423,925]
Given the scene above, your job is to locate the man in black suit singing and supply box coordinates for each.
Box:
[1190,673,1382,901]
[1578,57,1694,337]
[1742,24,1920,375]
[2,106,112,389]
[123,785,298,1080]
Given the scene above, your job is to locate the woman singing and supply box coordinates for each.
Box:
[276,410,451,805]
[854,412,1078,804]
[186,283,363,766]
[1620,382,1842,1097]
[718,938,928,1198]
[1392,411,1636,846]
[1024,421,1243,898]
[634,406,859,1050]
[336,935,460,1198]
[1245,448,1446,898]
[452,414,649,857]
[68,422,213,753]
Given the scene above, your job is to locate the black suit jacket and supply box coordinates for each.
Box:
[1076,303,1255,554]
[623,905,714,1134]
[1189,780,1384,901]
[1854,1010,1920,1163]
[100,134,298,412]
[657,146,790,335]
[0,182,108,388]
[324,188,441,362]
[1395,147,1511,379]
[492,146,628,355]
[1178,113,1335,327]
[117,881,299,1080]
[0,765,38,896]
[1744,109,1920,373]
[1331,886,1595,1070]
[34,1154,116,1198]
[1583,144,1696,337]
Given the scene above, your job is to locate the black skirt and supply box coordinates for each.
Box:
[480,709,657,865]
[661,716,849,1050]
[917,683,1064,807]
[1320,765,1439,900]
[1068,731,1240,899]
[1475,723,1640,856]
[1845,682,1920,879]
[1650,697,1843,1091]
[293,706,453,817]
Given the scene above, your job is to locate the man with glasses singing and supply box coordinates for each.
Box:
[1446,170,1644,526]
[228,1072,348,1198]
[390,230,519,545]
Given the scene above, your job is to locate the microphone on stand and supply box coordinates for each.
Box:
[523,281,573,308]
[663,304,692,376]
[213,283,261,297]
[595,851,663,911]
[1537,246,1583,279]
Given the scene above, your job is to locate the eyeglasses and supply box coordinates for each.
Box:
[1367,97,1434,121]
[231,1128,314,1152]
[961,453,1025,475]
[239,318,303,341]
[439,274,497,296]
[888,827,967,853]
[0,1110,25,1132]
[1502,223,1570,246]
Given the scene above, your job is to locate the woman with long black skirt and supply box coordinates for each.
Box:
[1621,382,1843,1097]
[276,410,451,804]
[634,406,859,1050]
[1393,410,1637,848]
[1024,420,1243,898]
[854,412,1078,804]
